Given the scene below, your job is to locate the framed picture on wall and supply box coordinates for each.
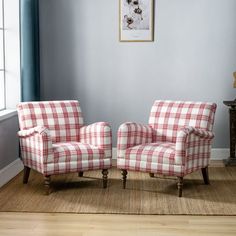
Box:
[119,0,154,42]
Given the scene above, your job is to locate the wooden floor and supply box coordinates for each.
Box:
[0,213,235,236]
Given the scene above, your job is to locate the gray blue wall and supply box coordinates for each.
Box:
[39,0,236,148]
[0,116,19,169]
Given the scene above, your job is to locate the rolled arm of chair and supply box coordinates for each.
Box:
[18,126,51,138]
[175,126,214,166]
[18,126,53,171]
[79,122,112,158]
[117,122,153,158]
[176,126,214,142]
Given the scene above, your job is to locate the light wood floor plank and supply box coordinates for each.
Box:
[0,213,235,236]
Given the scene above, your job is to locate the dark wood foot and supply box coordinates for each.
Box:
[78,171,83,177]
[102,169,108,188]
[177,177,183,197]
[23,166,31,184]
[201,167,210,185]
[44,176,51,195]
[149,173,154,178]
[122,169,127,189]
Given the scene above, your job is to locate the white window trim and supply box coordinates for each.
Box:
[0,109,17,122]
[0,0,21,115]
[0,0,6,111]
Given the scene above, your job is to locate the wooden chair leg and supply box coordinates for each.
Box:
[201,167,210,185]
[149,173,154,178]
[102,169,108,188]
[122,169,128,189]
[44,176,51,195]
[78,171,83,177]
[177,177,183,197]
[23,166,31,184]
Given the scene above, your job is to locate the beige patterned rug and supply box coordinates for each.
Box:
[0,167,236,215]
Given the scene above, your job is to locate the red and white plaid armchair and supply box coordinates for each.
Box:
[17,100,112,194]
[117,100,217,197]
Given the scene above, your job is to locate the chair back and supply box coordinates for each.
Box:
[17,100,84,143]
[149,100,217,143]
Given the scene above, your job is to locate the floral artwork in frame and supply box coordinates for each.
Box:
[119,0,154,42]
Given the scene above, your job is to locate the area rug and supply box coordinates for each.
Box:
[0,167,236,215]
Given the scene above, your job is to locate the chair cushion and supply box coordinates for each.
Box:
[125,142,178,165]
[52,142,105,163]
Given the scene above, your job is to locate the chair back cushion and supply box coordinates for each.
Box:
[17,100,84,143]
[149,100,217,143]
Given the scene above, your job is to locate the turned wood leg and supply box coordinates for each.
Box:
[177,177,183,197]
[44,176,51,195]
[122,169,128,189]
[23,166,31,184]
[149,173,154,178]
[102,169,108,188]
[201,167,210,185]
[78,171,83,177]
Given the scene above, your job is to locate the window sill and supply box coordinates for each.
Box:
[0,109,17,122]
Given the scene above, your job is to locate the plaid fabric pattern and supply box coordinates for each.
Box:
[126,142,176,165]
[53,142,105,162]
[117,122,153,159]
[17,100,83,143]
[117,101,216,177]
[18,126,53,174]
[44,142,111,175]
[80,122,112,159]
[117,159,184,176]
[17,100,112,176]
[149,100,216,143]
[176,126,214,174]
[45,158,112,176]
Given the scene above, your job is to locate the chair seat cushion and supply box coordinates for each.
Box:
[53,142,105,162]
[125,142,178,165]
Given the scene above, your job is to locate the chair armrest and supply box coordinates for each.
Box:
[79,122,112,158]
[18,126,50,138]
[18,126,53,172]
[175,126,214,166]
[176,126,214,142]
[117,122,153,158]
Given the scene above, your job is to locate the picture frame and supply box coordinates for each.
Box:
[119,0,154,42]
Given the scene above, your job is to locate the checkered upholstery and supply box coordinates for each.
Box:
[17,100,83,143]
[18,126,52,174]
[17,101,112,176]
[117,122,153,159]
[126,143,176,165]
[117,100,216,177]
[149,100,216,143]
[80,122,112,159]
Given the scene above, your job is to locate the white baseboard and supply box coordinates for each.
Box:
[211,148,229,161]
[112,147,117,159]
[0,158,23,188]
[112,147,229,161]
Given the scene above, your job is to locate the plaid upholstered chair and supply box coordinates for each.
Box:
[17,100,112,194]
[117,100,217,197]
